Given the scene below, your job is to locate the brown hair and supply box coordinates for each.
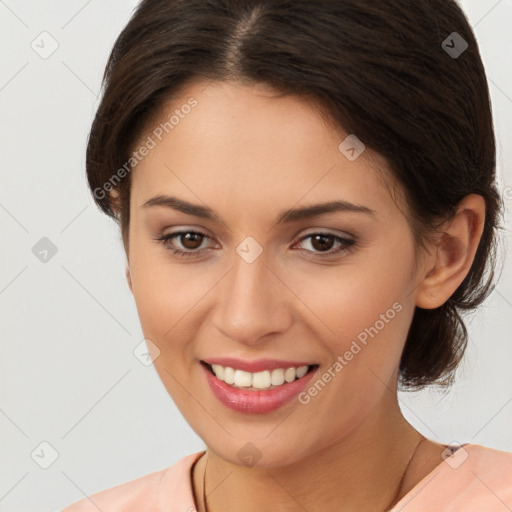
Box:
[86,0,502,390]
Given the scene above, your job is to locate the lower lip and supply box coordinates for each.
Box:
[201,363,318,414]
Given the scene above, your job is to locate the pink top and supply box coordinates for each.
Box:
[61,444,512,511]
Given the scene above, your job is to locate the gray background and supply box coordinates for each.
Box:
[0,1,511,511]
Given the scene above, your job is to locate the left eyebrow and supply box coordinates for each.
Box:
[141,194,376,226]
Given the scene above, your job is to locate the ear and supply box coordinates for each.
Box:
[415,194,486,309]
[125,265,133,293]
[109,188,122,215]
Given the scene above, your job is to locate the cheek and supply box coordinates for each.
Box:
[291,246,415,385]
[128,238,187,345]
[301,263,411,342]
[291,267,414,442]
[128,252,205,402]
[128,243,222,375]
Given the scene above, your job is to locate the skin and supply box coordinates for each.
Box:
[121,80,485,511]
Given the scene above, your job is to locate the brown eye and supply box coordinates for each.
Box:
[294,232,355,257]
[309,234,336,252]
[156,230,355,260]
[179,232,205,250]
[156,230,213,258]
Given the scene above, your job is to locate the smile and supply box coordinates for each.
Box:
[200,361,320,414]
[204,362,315,390]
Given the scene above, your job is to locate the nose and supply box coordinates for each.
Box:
[211,247,293,346]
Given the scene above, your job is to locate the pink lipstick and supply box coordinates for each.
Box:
[200,360,319,414]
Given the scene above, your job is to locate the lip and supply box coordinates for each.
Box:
[200,361,319,414]
[202,357,316,373]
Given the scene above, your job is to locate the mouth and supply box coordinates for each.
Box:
[200,360,319,391]
[200,360,320,414]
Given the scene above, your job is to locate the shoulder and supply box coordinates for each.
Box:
[464,443,512,465]
[460,444,512,493]
[454,443,512,489]
[60,451,204,512]
[393,444,512,512]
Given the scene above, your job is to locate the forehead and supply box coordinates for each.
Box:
[130,80,399,222]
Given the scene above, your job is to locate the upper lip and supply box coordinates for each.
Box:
[202,357,317,373]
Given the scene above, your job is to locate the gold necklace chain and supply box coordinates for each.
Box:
[200,437,425,512]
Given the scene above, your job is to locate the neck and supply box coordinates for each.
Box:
[193,394,426,512]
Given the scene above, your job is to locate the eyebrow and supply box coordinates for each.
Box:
[141,194,376,225]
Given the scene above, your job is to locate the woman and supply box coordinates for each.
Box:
[62,0,511,510]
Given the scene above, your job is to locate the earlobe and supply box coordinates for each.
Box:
[415,194,486,310]
[109,188,122,215]
[125,266,133,293]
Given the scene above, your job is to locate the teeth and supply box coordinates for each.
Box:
[252,370,271,388]
[284,367,296,382]
[210,364,311,390]
[296,366,308,378]
[234,369,252,387]
[271,369,285,386]
[213,364,225,380]
[223,366,235,385]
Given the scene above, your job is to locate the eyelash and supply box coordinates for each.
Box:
[154,230,356,259]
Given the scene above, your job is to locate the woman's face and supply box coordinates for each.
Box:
[126,80,426,467]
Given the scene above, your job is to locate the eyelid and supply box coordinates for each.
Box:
[160,226,354,245]
[292,231,356,255]
[156,227,357,261]
[296,227,354,240]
